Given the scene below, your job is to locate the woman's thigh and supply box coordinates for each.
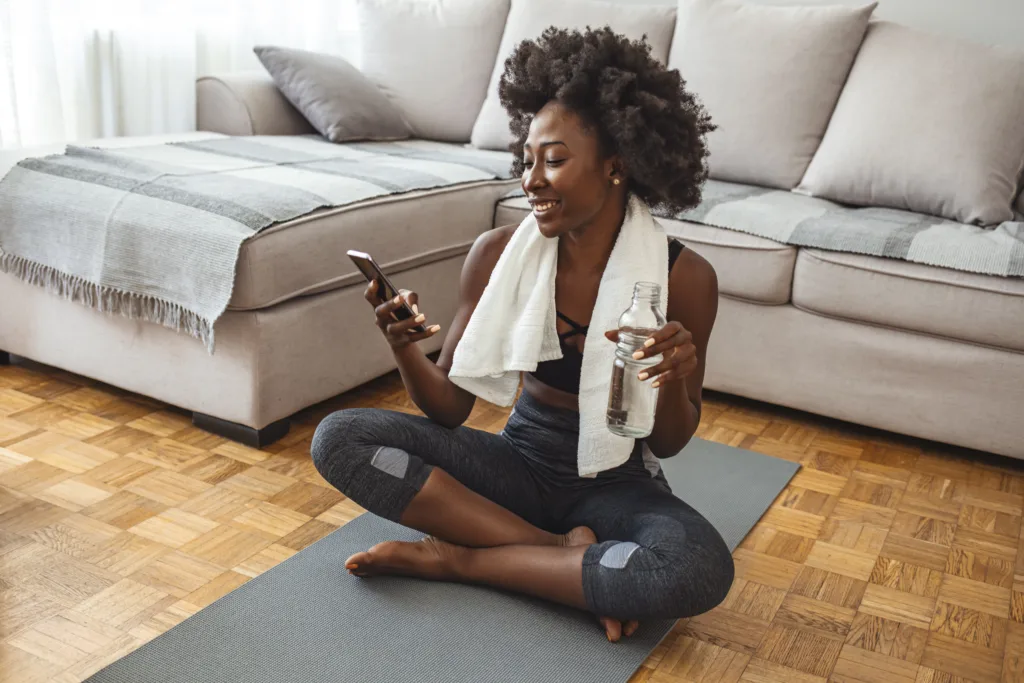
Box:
[311,408,546,526]
[558,480,734,620]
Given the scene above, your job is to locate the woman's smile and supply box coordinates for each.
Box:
[530,198,561,215]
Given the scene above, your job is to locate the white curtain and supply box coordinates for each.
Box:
[0,0,360,149]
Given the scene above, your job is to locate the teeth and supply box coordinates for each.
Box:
[533,201,557,212]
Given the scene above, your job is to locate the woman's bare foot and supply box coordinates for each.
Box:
[598,615,640,642]
[559,525,597,548]
[346,524,636,642]
[555,526,640,642]
[345,536,467,581]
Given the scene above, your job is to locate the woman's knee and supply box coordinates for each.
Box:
[657,534,734,617]
[588,527,734,619]
[310,409,383,487]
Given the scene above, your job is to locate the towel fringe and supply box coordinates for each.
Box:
[0,252,216,353]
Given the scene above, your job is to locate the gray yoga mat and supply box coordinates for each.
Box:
[85,437,798,683]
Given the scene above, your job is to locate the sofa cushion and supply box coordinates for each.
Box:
[792,249,1024,352]
[254,46,410,143]
[494,195,796,305]
[356,0,510,143]
[667,0,875,189]
[470,0,677,151]
[231,178,518,310]
[797,22,1024,226]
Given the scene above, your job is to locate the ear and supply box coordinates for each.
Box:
[605,156,627,185]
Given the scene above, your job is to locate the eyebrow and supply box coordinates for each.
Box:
[523,141,568,150]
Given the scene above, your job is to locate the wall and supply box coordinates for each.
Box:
[615,0,1024,49]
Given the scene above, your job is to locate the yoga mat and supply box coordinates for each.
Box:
[85,437,799,683]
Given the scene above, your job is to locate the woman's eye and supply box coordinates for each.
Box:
[523,160,534,169]
[546,159,565,166]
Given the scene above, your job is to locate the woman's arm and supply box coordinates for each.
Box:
[375,226,514,428]
[639,248,719,458]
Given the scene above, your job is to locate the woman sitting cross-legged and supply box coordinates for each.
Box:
[311,26,733,642]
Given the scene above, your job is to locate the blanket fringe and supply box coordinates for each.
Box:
[0,252,216,353]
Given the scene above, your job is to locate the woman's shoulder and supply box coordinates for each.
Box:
[478,224,517,252]
[466,225,516,271]
[456,225,518,296]
[668,244,718,319]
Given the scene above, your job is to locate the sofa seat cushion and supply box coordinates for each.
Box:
[793,249,1024,351]
[494,195,797,305]
[232,178,518,310]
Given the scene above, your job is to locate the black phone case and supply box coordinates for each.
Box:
[349,253,426,333]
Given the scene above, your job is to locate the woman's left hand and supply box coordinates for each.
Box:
[604,321,697,388]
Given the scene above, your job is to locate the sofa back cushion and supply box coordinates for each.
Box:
[797,21,1024,226]
[357,0,511,142]
[254,46,409,143]
[469,0,677,151]
[668,0,875,190]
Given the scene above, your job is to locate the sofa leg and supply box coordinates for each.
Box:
[0,350,10,365]
[192,412,290,449]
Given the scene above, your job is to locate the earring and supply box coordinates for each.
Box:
[613,178,621,185]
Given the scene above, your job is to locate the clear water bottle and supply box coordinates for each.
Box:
[607,282,667,438]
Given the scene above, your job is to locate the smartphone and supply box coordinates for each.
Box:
[347,250,427,334]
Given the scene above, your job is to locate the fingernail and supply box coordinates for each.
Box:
[638,371,649,381]
[652,381,661,388]
[632,351,644,360]
[412,304,419,314]
[430,325,441,332]
[414,314,426,323]
[393,296,401,304]
[644,338,656,348]
[346,563,358,570]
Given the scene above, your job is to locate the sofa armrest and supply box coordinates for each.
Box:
[196,71,316,136]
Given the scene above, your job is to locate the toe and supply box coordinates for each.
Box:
[623,620,639,637]
[599,616,622,643]
[345,551,371,571]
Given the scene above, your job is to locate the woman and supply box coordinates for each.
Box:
[311,27,733,642]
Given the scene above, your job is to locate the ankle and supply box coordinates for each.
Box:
[444,544,473,582]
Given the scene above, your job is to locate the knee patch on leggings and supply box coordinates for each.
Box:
[371,447,410,479]
[598,542,641,569]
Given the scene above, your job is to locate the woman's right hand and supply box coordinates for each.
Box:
[366,279,441,350]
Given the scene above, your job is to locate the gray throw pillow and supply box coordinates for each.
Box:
[796,22,1024,226]
[357,0,510,143]
[254,45,409,143]
[668,0,876,190]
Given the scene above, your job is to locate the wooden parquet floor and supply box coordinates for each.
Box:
[2,356,1024,683]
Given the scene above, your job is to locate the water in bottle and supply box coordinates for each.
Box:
[606,282,667,438]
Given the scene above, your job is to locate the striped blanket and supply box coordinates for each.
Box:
[0,135,514,351]
[677,181,1024,277]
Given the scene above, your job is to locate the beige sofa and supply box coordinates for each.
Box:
[2,0,1023,458]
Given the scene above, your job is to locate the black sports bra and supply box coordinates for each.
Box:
[530,239,685,394]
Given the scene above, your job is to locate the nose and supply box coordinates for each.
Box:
[522,161,547,194]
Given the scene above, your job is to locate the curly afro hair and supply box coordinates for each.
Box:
[498,26,715,215]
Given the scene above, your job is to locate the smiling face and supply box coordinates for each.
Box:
[521,101,624,238]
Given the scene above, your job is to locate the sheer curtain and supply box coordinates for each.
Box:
[0,0,360,148]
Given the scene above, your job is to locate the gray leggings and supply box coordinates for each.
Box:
[310,390,733,621]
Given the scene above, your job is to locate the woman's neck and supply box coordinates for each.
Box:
[558,194,628,274]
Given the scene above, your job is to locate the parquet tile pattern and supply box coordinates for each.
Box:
[2,356,1024,683]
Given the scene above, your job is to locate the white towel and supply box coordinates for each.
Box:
[449,194,669,477]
